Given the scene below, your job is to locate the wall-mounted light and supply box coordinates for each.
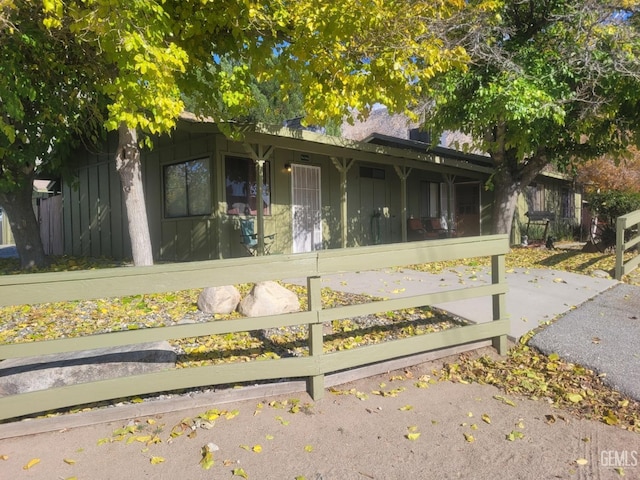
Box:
[284,163,292,173]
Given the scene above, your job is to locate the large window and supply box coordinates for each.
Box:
[163,158,211,218]
[225,156,271,215]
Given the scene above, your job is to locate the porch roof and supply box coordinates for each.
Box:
[178,113,493,178]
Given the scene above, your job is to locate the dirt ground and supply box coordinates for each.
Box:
[1,353,639,480]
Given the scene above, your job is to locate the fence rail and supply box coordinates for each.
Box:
[0,235,509,421]
[615,210,640,280]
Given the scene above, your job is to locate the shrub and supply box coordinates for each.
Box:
[586,191,640,223]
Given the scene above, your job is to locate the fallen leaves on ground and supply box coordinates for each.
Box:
[441,337,640,433]
[22,458,40,470]
[2,245,640,435]
[408,244,640,286]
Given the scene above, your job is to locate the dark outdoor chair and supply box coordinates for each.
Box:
[240,217,275,256]
[423,217,454,238]
[407,217,453,240]
[407,218,429,241]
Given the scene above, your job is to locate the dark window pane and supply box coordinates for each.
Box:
[164,158,211,218]
[225,156,271,216]
[187,159,211,215]
[164,164,188,217]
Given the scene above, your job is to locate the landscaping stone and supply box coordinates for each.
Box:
[197,285,241,314]
[0,342,176,396]
[238,281,301,317]
[591,269,612,278]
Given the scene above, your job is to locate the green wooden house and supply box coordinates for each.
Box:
[61,114,580,261]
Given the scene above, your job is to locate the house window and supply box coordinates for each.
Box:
[225,156,271,215]
[420,181,440,218]
[527,183,545,211]
[561,188,574,219]
[163,158,212,218]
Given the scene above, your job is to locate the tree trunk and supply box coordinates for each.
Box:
[491,161,521,235]
[115,123,154,266]
[489,142,549,236]
[491,178,520,235]
[0,176,48,270]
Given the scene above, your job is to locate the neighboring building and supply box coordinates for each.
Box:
[61,111,580,262]
[0,179,63,254]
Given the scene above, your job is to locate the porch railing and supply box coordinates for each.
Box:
[615,210,640,280]
[0,235,509,421]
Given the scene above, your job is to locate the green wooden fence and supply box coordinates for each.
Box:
[0,235,509,421]
[615,209,640,280]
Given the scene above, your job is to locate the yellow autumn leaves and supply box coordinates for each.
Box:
[442,342,640,433]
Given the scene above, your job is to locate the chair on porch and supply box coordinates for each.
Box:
[407,217,454,241]
[423,217,455,238]
[239,217,275,256]
[407,218,429,241]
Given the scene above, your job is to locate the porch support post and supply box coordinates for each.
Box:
[330,157,354,248]
[394,165,412,243]
[243,143,274,255]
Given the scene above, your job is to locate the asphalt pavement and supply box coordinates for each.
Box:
[530,283,640,401]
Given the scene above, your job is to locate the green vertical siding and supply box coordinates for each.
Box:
[61,121,577,261]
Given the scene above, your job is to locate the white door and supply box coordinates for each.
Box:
[291,164,322,253]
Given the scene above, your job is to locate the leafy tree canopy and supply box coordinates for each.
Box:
[0,0,475,268]
[0,0,105,268]
[182,56,306,126]
[421,0,640,234]
[38,0,474,139]
[586,190,640,222]
[0,1,104,188]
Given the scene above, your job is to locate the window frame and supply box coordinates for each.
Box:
[162,157,212,219]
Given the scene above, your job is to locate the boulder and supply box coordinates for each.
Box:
[238,281,301,317]
[0,341,176,396]
[197,285,241,314]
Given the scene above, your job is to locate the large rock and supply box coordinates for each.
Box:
[238,281,301,317]
[197,285,241,314]
[0,341,176,396]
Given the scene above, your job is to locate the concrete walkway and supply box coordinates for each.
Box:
[288,265,619,340]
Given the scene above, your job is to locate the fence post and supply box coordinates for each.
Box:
[615,215,626,280]
[306,275,324,400]
[491,252,507,355]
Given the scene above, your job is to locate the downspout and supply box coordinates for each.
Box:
[394,165,412,242]
[330,157,354,248]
